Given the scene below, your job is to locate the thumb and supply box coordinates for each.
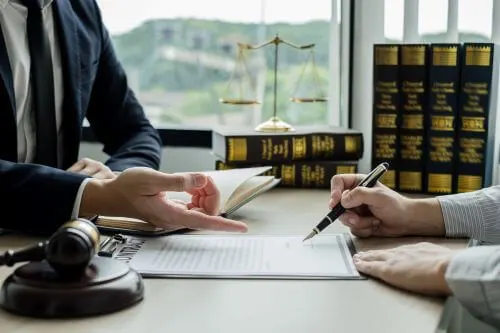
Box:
[340,187,383,209]
[148,171,208,192]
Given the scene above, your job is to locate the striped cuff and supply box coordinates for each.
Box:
[438,186,500,243]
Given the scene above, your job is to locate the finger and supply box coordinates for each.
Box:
[330,174,366,205]
[187,176,220,215]
[340,187,384,209]
[352,259,385,278]
[186,176,218,196]
[67,159,86,172]
[167,207,248,232]
[344,213,380,231]
[92,169,116,180]
[188,194,200,209]
[150,172,208,192]
[350,227,373,238]
[356,250,391,262]
[80,165,102,176]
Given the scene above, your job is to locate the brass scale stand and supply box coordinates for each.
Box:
[219,34,328,132]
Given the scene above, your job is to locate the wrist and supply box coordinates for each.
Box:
[434,253,454,296]
[79,178,114,217]
[403,197,446,236]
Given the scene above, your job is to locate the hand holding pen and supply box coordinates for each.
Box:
[303,162,422,241]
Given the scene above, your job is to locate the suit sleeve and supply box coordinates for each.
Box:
[0,159,90,235]
[85,2,162,172]
[445,245,500,328]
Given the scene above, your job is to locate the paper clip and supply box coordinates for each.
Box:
[98,234,128,257]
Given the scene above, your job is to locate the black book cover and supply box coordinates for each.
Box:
[371,44,400,190]
[212,125,363,164]
[425,44,461,194]
[454,43,495,193]
[215,160,358,189]
[398,44,428,193]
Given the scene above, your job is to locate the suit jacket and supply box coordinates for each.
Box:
[0,0,161,234]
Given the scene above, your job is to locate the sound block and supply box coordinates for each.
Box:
[0,256,144,318]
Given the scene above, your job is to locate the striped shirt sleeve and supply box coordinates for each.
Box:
[437,185,500,244]
[445,244,500,328]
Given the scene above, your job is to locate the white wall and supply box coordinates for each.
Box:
[78,143,216,173]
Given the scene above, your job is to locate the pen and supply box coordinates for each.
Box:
[302,162,390,242]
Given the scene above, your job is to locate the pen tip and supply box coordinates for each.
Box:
[302,231,316,242]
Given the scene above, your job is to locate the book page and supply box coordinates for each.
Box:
[167,166,273,212]
[113,234,361,279]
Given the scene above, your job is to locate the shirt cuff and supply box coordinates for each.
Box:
[438,191,486,240]
[71,178,92,219]
[438,187,500,242]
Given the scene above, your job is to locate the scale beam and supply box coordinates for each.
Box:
[218,33,328,132]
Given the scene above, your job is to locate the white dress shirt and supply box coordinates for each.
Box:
[0,0,88,219]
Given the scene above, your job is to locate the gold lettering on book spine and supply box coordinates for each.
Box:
[311,135,334,158]
[379,170,396,189]
[433,46,457,66]
[376,114,397,128]
[402,114,423,129]
[461,117,485,132]
[281,165,295,186]
[374,134,397,159]
[228,138,247,161]
[457,175,482,193]
[345,136,360,153]
[428,174,452,193]
[301,165,326,187]
[375,45,398,65]
[465,45,491,66]
[399,172,422,191]
[430,137,453,163]
[459,138,484,164]
[336,165,357,174]
[401,45,426,66]
[292,137,307,159]
[431,116,454,131]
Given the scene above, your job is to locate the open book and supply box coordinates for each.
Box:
[95,167,280,236]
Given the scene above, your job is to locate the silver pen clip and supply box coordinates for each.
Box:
[98,234,128,257]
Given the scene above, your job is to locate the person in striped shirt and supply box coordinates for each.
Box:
[329,173,500,328]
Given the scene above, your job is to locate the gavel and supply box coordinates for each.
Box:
[0,218,99,279]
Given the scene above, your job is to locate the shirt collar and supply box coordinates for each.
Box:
[0,0,55,9]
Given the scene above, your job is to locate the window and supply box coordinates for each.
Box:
[97,0,335,128]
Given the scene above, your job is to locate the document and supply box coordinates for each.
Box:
[110,234,362,279]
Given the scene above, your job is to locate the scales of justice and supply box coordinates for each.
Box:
[219,34,328,132]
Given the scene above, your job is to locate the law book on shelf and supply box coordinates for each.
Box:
[215,160,358,189]
[454,43,500,193]
[95,167,280,236]
[212,125,363,164]
[371,44,401,190]
[425,44,461,195]
[398,44,429,193]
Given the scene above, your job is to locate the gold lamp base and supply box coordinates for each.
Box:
[254,117,295,132]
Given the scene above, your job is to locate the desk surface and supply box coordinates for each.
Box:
[0,188,467,333]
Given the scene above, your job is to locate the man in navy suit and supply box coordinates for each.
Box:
[0,0,248,235]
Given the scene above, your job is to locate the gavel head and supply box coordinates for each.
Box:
[45,218,100,278]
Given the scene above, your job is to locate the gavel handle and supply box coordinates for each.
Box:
[0,241,47,267]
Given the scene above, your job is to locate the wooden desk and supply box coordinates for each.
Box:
[0,188,468,333]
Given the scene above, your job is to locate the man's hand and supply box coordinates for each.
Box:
[329,174,445,238]
[68,158,115,180]
[80,167,248,233]
[353,242,455,296]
